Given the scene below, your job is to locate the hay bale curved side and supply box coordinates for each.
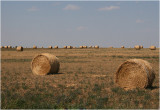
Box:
[115,59,155,90]
[140,45,143,49]
[121,46,124,48]
[54,46,58,49]
[16,46,23,51]
[31,53,60,75]
[150,46,156,50]
[48,46,52,49]
[33,45,37,49]
[134,45,140,50]
[95,45,99,49]
[4,46,8,48]
[64,46,67,49]
[80,46,83,49]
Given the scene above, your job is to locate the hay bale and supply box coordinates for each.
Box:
[115,59,155,90]
[83,46,87,48]
[121,46,125,48]
[31,53,60,75]
[16,46,23,51]
[134,45,140,50]
[109,46,113,48]
[64,46,67,49]
[89,46,92,48]
[8,45,12,48]
[80,46,83,49]
[54,46,58,49]
[48,46,52,49]
[33,45,37,49]
[73,46,76,49]
[140,45,143,49]
[1,46,4,48]
[67,46,73,49]
[4,46,8,48]
[94,45,99,49]
[150,46,156,50]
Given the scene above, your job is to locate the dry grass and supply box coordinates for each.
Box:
[1,48,159,109]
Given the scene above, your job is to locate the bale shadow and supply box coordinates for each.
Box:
[48,73,64,75]
[146,86,159,90]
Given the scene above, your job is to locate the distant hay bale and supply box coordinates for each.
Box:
[134,45,140,50]
[109,46,113,48]
[94,45,99,49]
[48,46,52,49]
[31,53,60,75]
[33,45,37,49]
[16,46,23,51]
[140,45,143,49]
[4,46,8,48]
[121,46,125,48]
[83,46,87,48]
[73,46,76,49]
[89,46,92,48]
[67,46,73,49]
[8,45,12,48]
[1,46,4,48]
[64,46,67,49]
[115,59,155,90]
[54,46,58,49]
[150,46,156,50]
[80,46,83,49]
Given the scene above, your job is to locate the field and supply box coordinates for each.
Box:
[1,48,159,109]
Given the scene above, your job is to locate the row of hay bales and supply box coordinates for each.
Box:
[134,45,156,50]
[31,53,155,90]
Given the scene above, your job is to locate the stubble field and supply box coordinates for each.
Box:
[1,48,159,109]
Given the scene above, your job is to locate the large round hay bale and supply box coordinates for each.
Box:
[33,45,37,49]
[16,46,23,51]
[80,46,83,49]
[89,46,92,48]
[48,46,52,49]
[150,46,156,50]
[83,46,87,48]
[109,46,113,48]
[115,59,155,90]
[140,45,143,49]
[121,46,124,48]
[134,45,140,50]
[54,46,58,49]
[1,46,4,48]
[31,53,60,75]
[67,46,73,49]
[4,46,8,48]
[64,46,67,49]
[94,45,99,49]
[8,45,12,48]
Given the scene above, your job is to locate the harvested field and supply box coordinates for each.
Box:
[1,48,159,109]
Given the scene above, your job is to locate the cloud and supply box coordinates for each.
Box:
[98,6,120,11]
[76,26,87,31]
[27,6,39,12]
[136,19,144,23]
[64,4,80,10]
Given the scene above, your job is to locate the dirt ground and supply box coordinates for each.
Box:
[1,48,159,109]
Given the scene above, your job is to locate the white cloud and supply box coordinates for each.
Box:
[136,19,144,23]
[76,26,87,31]
[27,6,39,12]
[98,6,120,11]
[64,4,80,10]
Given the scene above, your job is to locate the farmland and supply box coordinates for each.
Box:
[1,48,159,109]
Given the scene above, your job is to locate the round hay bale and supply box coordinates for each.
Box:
[121,46,125,48]
[31,53,60,75]
[8,45,12,48]
[83,46,87,48]
[80,46,83,49]
[73,46,76,49]
[4,46,8,48]
[54,46,58,49]
[89,46,92,48]
[48,46,52,49]
[140,45,143,49]
[1,46,4,48]
[16,46,23,51]
[95,45,99,49]
[64,46,67,49]
[33,45,37,49]
[67,46,73,49]
[134,45,140,50]
[150,46,156,50]
[115,59,155,90]
[109,46,113,48]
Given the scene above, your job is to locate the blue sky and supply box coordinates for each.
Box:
[1,1,159,48]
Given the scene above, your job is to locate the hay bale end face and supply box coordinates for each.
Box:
[150,46,156,50]
[67,46,73,49]
[80,46,83,49]
[16,46,23,51]
[95,45,99,49]
[54,46,58,49]
[121,46,124,48]
[48,46,52,49]
[8,46,12,48]
[134,45,141,50]
[115,59,155,90]
[4,46,8,48]
[33,45,37,49]
[31,53,60,75]
[64,46,67,49]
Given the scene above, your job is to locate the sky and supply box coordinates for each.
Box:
[1,1,159,48]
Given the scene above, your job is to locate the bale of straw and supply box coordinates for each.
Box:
[94,45,99,49]
[109,46,113,48]
[73,46,76,49]
[31,53,60,75]
[134,45,140,50]
[54,46,58,49]
[150,46,156,50]
[67,46,73,49]
[4,46,8,48]
[121,46,125,48]
[83,46,87,48]
[140,45,143,49]
[16,46,23,51]
[115,59,155,90]
[1,46,4,48]
[89,46,92,48]
[33,45,37,49]
[48,46,52,49]
[80,46,83,49]
[64,46,67,49]
[8,45,12,48]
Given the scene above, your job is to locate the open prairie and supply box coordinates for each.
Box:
[1,48,159,109]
